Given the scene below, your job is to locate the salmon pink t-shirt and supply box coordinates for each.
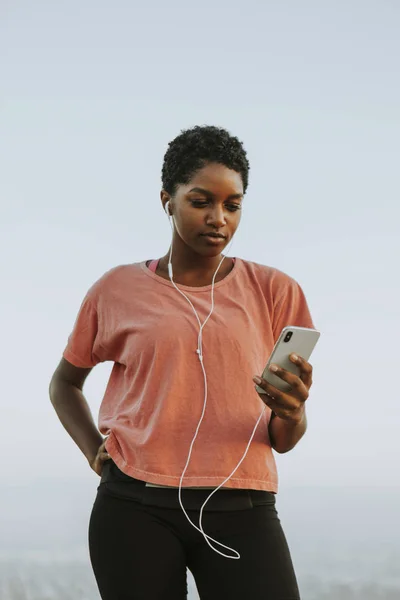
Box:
[63,258,315,492]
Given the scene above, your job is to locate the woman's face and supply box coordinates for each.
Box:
[161,162,244,257]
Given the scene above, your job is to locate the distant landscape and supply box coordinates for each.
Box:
[1,481,399,599]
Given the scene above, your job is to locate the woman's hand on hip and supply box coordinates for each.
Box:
[89,438,111,476]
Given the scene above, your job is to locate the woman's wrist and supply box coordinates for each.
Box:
[268,407,307,453]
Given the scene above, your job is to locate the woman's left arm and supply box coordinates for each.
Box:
[253,354,313,454]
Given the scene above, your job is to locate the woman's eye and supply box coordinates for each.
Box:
[191,200,241,212]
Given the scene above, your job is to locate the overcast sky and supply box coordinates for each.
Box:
[1,0,399,490]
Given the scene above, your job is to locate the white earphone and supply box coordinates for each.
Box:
[164,196,266,559]
[165,200,172,217]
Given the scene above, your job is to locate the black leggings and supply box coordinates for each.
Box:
[88,477,300,599]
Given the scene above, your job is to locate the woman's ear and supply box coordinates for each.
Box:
[160,190,172,216]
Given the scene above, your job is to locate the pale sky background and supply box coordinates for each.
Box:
[1,0,399,493]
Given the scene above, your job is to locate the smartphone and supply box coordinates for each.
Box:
[256,326,320,394]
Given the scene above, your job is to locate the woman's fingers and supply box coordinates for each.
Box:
[98,437,110,456]
[267,363,309,401]
[290,354,313,388]
[99,451,111,462]
[259,391,301,421]
[94,439,111,466]
[253,375,298,413]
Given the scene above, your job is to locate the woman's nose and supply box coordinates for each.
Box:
[206,207,226,228]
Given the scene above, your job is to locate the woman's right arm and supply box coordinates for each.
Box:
[49,358,107,474]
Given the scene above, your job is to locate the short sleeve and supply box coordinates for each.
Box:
[272,276,315,342]
[63,291,104,368]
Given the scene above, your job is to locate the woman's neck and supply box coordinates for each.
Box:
[157,254,234,287]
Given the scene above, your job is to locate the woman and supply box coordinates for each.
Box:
[50,125,316,600]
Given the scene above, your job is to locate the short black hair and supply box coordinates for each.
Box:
[161,125,250,196]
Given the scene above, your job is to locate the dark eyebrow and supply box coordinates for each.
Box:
[188,187,243,201]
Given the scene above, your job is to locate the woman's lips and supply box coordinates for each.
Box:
[201,234,226,245]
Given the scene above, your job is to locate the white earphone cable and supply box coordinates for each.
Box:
[166,204,266,559]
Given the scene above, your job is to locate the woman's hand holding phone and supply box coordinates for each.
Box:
[253,353,313,423]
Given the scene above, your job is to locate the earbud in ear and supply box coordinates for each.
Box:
[165,201,172,217]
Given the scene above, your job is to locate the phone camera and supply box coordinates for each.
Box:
[284,331,293,343]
